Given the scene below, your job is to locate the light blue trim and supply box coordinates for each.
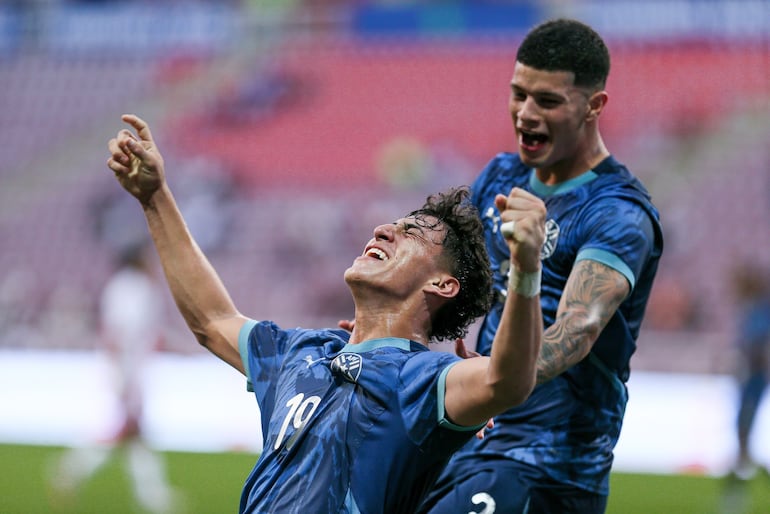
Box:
[576,248,635,290]
[343,489,361,513]
[238,319,258,392]
[341,337,415,353]
[437,361,487,432]
[529,169,598,197]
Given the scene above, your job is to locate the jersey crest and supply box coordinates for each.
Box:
[331,353,363,383]
[490,214,559,261]
[541,219,559,259]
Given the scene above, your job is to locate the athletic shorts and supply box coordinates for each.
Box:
[419,456,608,514]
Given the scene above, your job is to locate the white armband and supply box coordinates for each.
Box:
[508,268,542,298]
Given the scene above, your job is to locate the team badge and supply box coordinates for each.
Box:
[541,219,559,259]
[331,353,363,383]
[491,212,559,262]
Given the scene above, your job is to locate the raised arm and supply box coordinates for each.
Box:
[106,114,247,372]
[443,188,544,426]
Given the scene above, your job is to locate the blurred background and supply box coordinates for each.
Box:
[1,0,770,512]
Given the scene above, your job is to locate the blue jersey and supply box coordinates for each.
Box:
[456,153,663,494]
[237,319,483,513]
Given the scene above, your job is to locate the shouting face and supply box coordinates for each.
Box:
[345,214,452,301]
[509,61,605,180]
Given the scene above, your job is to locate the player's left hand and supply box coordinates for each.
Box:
[494,188,546,273]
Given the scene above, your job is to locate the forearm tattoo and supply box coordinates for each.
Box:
[536,260,629,384]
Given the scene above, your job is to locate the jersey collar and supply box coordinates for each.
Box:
[529,168,598,197]
[342,337,420,353]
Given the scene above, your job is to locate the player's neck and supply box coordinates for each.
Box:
[536,139,609,185]
[348,302,431,346]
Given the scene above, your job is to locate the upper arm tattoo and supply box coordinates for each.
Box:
[536,259,630,384]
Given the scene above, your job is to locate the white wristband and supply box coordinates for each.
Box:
[508,268,541,298]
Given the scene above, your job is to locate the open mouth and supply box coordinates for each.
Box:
[364,247,388,261]
[519,130,548,151]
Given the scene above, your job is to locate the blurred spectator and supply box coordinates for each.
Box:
[93,155,235,257]
[211,68,307,126]
[49,244,183,513]
[0,268,45,348]
[174,156,236,255]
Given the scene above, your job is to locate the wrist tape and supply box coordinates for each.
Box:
[508,268,541,298]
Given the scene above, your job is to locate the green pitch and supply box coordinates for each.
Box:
[1,444,768,513]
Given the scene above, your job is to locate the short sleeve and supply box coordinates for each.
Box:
[239,319,296,405]
[575,198,657,290]
[399,352,482,446]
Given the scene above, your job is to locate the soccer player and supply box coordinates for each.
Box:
[106,114,546,513]
[729,264,770,480]
[49,245,181,513]
[419,18,664,514]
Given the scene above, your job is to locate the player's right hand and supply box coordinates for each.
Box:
[494,187,546,273]
[107,114,165,204]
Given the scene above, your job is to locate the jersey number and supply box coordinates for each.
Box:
[274,393,321,450]
[469,492,496,514]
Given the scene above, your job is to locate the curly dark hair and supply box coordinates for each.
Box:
[517,18,610,90]
[407,186,493,342]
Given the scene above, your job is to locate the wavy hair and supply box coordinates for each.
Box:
[408,186,493,341]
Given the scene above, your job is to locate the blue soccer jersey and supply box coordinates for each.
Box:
[236,319,483,514]
[453,152,663,495]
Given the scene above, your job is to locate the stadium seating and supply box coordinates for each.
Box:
[3,4,770,374]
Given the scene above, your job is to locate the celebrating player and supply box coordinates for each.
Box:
[106,114,545,513]
[419,18,664,514]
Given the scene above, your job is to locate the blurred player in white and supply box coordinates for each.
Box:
[50,244,182,513]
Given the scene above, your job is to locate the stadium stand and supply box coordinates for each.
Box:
[1,1,769,375]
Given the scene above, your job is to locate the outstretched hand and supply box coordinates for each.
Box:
[106,114,165,204]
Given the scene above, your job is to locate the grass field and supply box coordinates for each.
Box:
[1,444,768,513]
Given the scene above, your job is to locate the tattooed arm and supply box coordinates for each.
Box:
[536,259,629,384]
